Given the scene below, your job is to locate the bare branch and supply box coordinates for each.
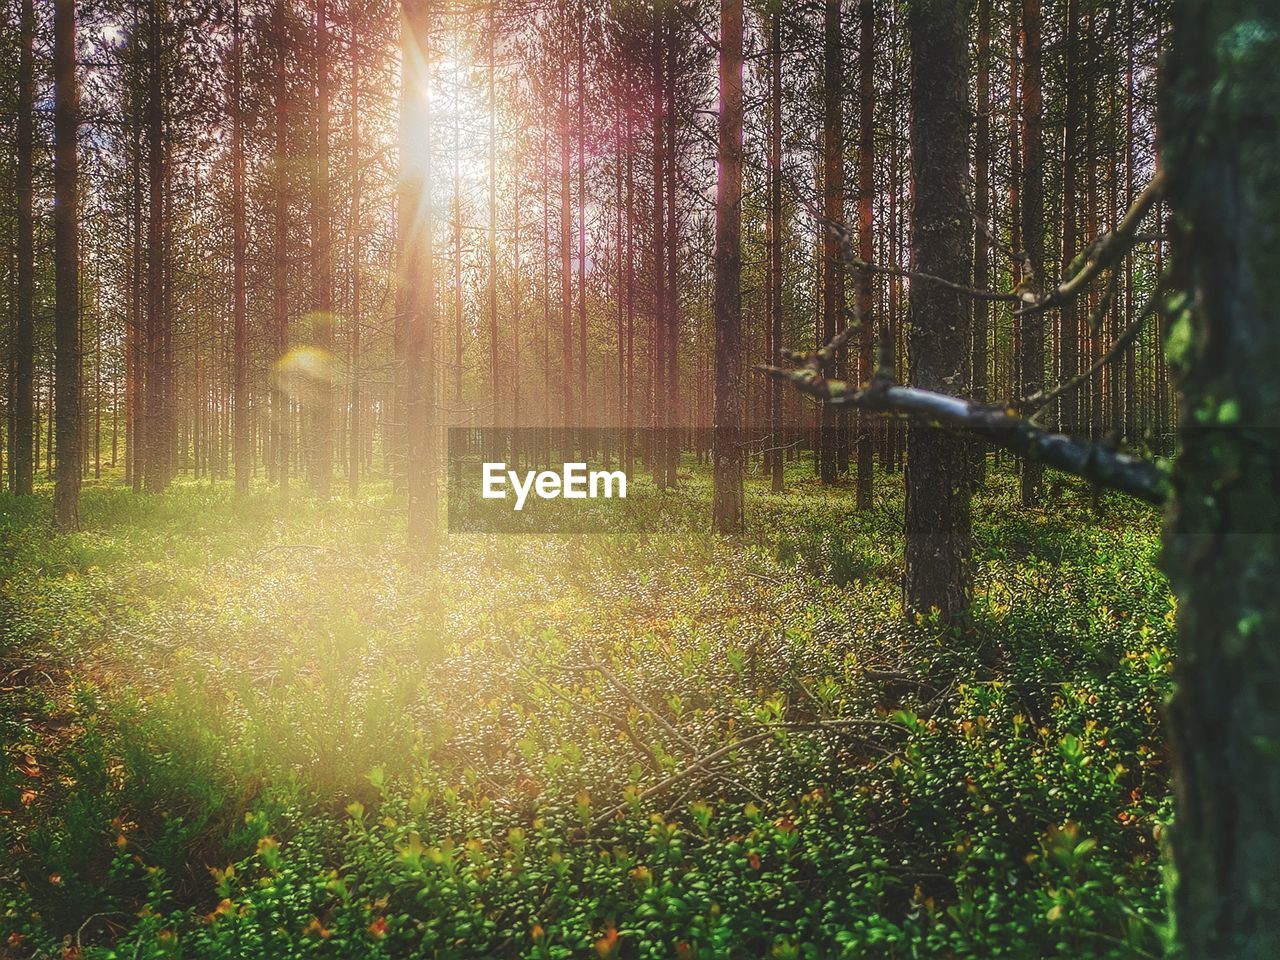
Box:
[591,719,898,830]
[1016,171,1164,318]
[1019,281,1161,418]
[780,165,1020,303]
[768,160,1167,507]
[760,361,1169,505]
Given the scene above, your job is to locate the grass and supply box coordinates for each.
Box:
[0,462,1174,959]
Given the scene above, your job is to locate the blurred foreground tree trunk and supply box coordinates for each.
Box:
[1163,2,1280,957]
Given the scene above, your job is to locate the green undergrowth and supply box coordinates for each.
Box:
[0,463,1174,959]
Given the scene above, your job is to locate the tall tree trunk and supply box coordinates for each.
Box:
[513,145,522,435]
[884,39,902,473]
[144,0,166,491]
[1085,10,1102,441]
[94,286,101,477]
[488,1,499,429]
[1154,192,1168,453]
[162,119,175,482]
[904,0,971,618]
[559,3,573,433]
[576,5,588,438]
[819,0,843,486]
[129,66,143,492]
[1106,77,1121,438]
[854,0,875,508]
[768,9,784,494]
[452,97,463,436]
[651,0,667,488]
[312,0,333,497]
[1058,0,1080,435]
[400,0,437,539]
[615,116,625,461]
[664,16,679,488]
[274,0,291,503]
[542,164,550,439]
[14,0,35,496]
[232,0,249,494]
[53,0,81,529]
[1018,0,1045,505]
[624,108,635,475]
[1122,0,1137,443]
[971,0,991,481]
[349,16,362,499]
[1162,3,1280,956]
[1006,0,1020,415]
[712,0,744,533]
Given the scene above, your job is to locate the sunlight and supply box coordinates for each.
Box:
[398,32,511,214]
[7,0,1239,955]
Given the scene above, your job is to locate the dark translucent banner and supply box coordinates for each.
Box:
[447,427,679,533]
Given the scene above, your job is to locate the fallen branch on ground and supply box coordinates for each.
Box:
[591,718,901,830]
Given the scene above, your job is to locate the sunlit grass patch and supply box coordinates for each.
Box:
[0,463,1171,958]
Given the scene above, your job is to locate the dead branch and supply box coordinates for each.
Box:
[590,718,899,830]
[1019,281,1161,418]
[769,170,1169,507]
[781,165,1019,304]
[761,358,1169,505]
[1016,171,1164,318]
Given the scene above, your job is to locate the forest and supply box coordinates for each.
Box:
[1,0,1278,956]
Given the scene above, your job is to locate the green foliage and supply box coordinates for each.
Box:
[0,468,1172,958]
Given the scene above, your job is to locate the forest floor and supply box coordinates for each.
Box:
[1,463,1174,959]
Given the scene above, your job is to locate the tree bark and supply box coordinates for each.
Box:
[1058,0,1080,435]
[1018,0,1045,505]
[312,0,333,497]
[232,0,249,494]
[144,0,167,492]
[576,5,588,438]
[904,0,971,619]
[349,12,362,499]
[1162,3,1280,956]
[14,0,35,496]
[53,0,81,529]
[819,0,843,486]
[1122,0,1137,444]
[488,1,499,429]
[651,0,667,488]
[854,0,875,508]
[711,0,744,533]
[664,14,679,488]
[274,0,291,503]
[400,0,438,540]
[768,9,784,494]
[559,2,574,433]
[971,0,991,480]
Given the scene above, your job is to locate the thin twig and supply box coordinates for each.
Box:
[1016,171,1164,318]
[591,719,899,829]
[1020,281,1161,418]
[781,165,1019,304]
